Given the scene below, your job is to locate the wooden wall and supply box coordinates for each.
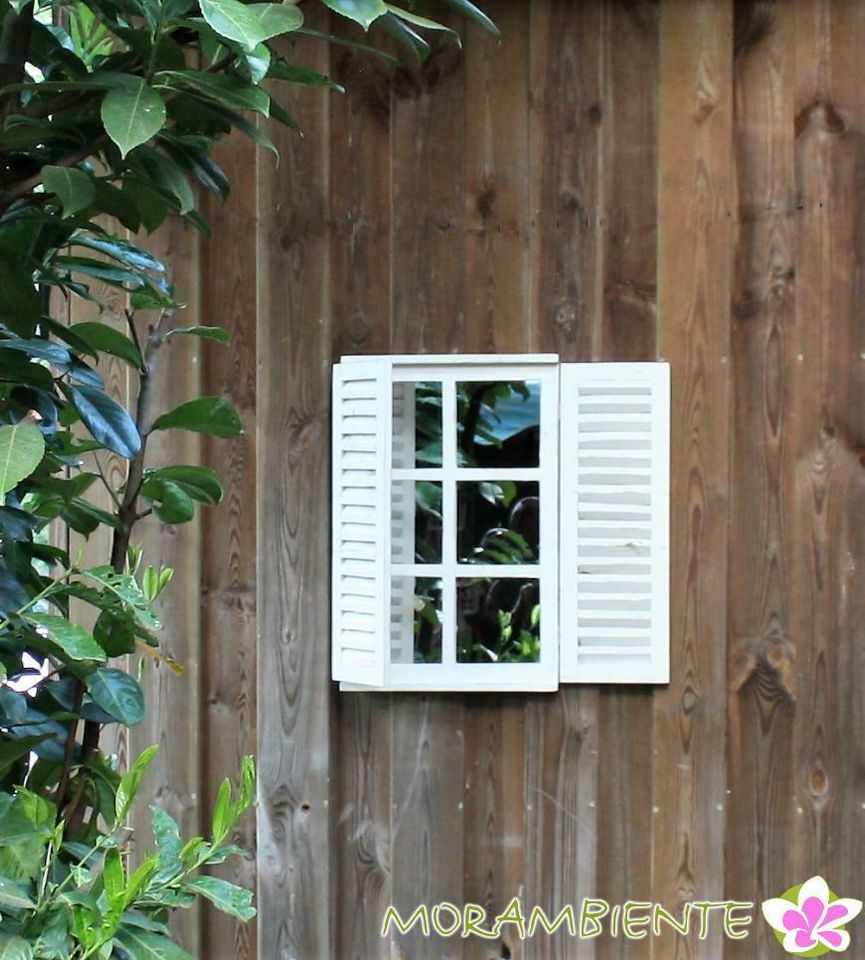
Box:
[145,0,865,956]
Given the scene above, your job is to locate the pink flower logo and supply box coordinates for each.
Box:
[762,876,862,955]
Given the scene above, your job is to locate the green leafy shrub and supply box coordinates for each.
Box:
[0,0,493,954]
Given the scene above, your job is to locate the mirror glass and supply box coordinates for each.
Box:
[456,577,540,663]
[456,381,540,468]
[390,576,443,664]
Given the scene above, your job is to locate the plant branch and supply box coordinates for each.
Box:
[63,312,172,832]
[93,452,122,510]
[54,682,84,815]
[110,309,171,572]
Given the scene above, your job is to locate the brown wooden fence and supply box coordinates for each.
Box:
[134,0,865,956]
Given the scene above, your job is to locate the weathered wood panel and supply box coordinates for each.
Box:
[387,10,468,957]
[130,219,203,956]
[199,136,259,960]
[131,1,865,955]
[595,5,659,958]
[524,4,603,960]
[255,10,334,958]
[329,18,393,960]
[462,5,531,955]
[653,4,732,960]
[727,3,797,956]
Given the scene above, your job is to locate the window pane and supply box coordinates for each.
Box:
[391,576,443,664]
[393,381,442,468]
[392,480,442,563]
[456,380,540,467]
[456,578,540,663]
[457,481,539,564]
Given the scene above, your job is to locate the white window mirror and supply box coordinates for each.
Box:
[332,355,669,693]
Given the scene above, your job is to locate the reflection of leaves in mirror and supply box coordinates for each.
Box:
[457,578,540,664]
[459,482,539,564]
[457,381,539,466]
[415,382,443,466]
[414,482,442,562]
[413,578,443,663]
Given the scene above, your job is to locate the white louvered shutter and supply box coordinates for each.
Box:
[331,359,390,687]
[559,362,670,683]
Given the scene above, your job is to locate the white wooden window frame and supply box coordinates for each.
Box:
[332,354,669,693]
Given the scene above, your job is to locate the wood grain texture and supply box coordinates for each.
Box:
[120,2,865,954]
[329,16,393,960]
[818,0,865,908]
[524,4,602,960]
[653,3,732,959]
[199,133,259,960]
[726,3,796,955]
[129,216,203,955]
[595,5,658,958]
[255,13,334,958]
[462,6,530,960]
[387,17,468,957]
[790,0,865,908]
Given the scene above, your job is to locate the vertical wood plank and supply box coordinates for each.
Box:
[821,0,865,905]
[199,134,258,960]
[388,18,468,959]
[525,3,602,959]
[726,3,797,955]
[653,3,732,959]
[462,6,531,958]
[790,0,865,904]
[130,217,203,956]
[595,3,659,957]
[528,0,603,360]
[328,16,393,960]
[256,17,333,958]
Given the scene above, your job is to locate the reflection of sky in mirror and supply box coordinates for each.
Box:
[457,381,540,468]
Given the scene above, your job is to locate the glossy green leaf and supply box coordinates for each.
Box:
[0,337,71,365]
[115,744,158,821]
[165,325,230,344]
[386,4,461,42]
[0,876,35,911]
[156,70,270,115]
[0,421,45,495]
[152,806,183,882]
[84,566,160,631]
[144,465,223,505]
[185,876,256,921]
[113,928,194,960]
[122,178,170,231]
[61,383,141,458]
[267,59,343,91]
[378,12,430,60]
[87,668,145,725]
[320,0,387,30]
[26,614,105,662]
[101,79,166,158]
[52,256,147,288]
[199,0,302,49]
[73,235,165,273]
[440,0,499,34]
[42,166,95,218]
[0,934,33,960]
[72,322,143,368]
[145,479,195,523]
[151,397,242,437]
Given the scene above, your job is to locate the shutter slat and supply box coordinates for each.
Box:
[560,362,669,683]
[332,360,388,687]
